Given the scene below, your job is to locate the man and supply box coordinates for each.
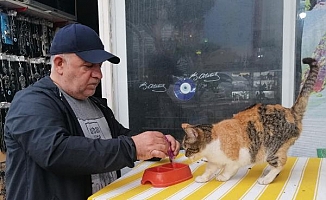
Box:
[4,23,180,200]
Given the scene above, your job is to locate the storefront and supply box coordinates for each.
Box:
[0,0,325,199]
[1,0,323,159]
[98,0,326,158]
[0,0,325,163]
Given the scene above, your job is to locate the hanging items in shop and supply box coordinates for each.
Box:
[0,9,53,58]
[0,8,54,153]
[0,4,59,199]
[0,11,13,47]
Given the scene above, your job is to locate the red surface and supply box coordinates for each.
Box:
[141,162,193,187]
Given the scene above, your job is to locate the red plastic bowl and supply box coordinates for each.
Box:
[141,162,193,187]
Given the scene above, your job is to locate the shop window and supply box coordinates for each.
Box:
[289,0,326,157]
[126,0,283,142]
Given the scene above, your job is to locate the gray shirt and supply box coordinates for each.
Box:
[62,90,117,193]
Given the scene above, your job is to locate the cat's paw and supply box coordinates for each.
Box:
[257,177,273,185]
[216,174,230,182]
[195,175,210,183]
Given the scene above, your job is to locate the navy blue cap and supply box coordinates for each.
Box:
[50,23,120,64]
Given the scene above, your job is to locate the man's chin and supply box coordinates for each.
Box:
[83,90,96,98]
[87,91,96,97]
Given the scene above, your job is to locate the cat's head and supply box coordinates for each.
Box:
[181,123,212,161]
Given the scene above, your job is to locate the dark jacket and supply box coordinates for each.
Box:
[4,76,138,200]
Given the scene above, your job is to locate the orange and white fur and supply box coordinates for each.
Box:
[182,58,322,185]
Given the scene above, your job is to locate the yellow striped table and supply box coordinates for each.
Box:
[89,153,326,200]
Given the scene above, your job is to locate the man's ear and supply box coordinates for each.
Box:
[52,55,65,75]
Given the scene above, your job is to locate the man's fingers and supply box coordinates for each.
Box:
[150,150,167,158]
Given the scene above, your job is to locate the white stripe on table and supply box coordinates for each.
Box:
[278,157,307,200]
[315,158,326,200]
[204,166,264,200]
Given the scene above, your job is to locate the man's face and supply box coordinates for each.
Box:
[58,53,103,100]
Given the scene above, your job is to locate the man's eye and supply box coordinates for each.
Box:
[84,64,93,68]
[84,63,101,68]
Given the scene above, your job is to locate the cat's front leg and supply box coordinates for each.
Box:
[258,166,282,185]
[216,163,239,182]
[195,162,219,183]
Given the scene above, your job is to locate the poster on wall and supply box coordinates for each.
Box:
[289,0,326,157]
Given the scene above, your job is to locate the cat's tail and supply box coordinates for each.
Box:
[291,57,321,120]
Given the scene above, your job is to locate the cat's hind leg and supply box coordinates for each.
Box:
[195,162,219,183]
[216,163,239,182]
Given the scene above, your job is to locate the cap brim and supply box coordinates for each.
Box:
[76,50,120,64]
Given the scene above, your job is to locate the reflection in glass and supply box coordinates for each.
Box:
[126,0,283,141]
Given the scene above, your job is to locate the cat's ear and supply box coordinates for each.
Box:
[185,127,198,138]
[181,123,190,129]
[182,123,198,138]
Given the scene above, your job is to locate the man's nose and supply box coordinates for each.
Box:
[92,65,103,79]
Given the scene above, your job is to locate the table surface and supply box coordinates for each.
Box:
[89,153,326,200]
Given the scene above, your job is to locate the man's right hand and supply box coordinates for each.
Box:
[131,131,170,160]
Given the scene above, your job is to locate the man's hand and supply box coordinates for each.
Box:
[131,131,180,160]
[165,134,180,159]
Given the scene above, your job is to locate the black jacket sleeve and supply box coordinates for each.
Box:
[5,89,137,176]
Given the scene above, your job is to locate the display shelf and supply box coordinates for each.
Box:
[0,0,75,22]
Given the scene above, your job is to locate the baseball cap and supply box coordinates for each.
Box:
[50,23,120,64]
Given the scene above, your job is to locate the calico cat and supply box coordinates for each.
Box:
[182,57,321,185]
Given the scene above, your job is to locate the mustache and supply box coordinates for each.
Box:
[89,81,100,86]
[91,79,101,85]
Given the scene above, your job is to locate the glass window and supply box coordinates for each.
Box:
[289,0,326,157]
[126,0,284,142]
